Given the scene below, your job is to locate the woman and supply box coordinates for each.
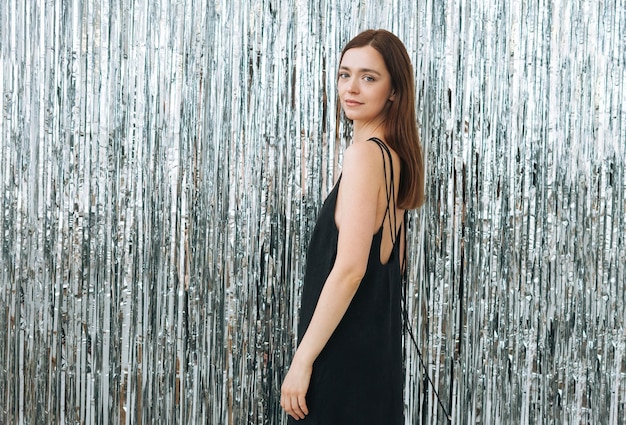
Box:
[281,29,425,424]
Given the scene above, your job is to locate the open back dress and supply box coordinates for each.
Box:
[288,138,404,425]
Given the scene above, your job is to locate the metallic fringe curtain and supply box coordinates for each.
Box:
[1,0,624,423]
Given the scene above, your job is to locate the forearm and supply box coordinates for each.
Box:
[292,269,362,366]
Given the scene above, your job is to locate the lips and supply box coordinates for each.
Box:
[344,99,363,106]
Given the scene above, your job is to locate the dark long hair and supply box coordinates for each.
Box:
[339,29,425,209]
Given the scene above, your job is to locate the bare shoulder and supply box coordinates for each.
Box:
[342,140,387,174]
[343,139,400,180]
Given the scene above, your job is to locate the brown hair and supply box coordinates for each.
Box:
[339,29,425,209]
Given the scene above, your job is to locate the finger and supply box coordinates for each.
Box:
[282,396,292,414]
[291,396,306,420]
[287,406,300,421]
[282,395,299,420]
[298,395,309,416]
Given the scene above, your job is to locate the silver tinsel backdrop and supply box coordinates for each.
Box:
[1,0,625,424]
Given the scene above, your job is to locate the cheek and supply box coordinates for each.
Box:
[337,80,348,95]
[370,90,386,104]
[378,87,393,103]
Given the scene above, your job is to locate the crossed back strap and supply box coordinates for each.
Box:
[368,137,403,263]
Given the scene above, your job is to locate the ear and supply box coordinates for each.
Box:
[389,90,396,101]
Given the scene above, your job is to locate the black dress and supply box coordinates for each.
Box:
[288,138,404,425]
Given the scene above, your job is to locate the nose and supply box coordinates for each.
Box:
[348,77,359,93]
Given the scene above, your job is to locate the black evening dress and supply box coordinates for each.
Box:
[288,138,404,425]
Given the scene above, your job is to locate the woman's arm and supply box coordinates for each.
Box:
[281,141,385,420]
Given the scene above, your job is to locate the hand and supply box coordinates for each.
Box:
[280,358,312,420]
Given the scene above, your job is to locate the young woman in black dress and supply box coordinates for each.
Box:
[281,29,425,424]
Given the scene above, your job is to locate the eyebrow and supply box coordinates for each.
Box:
[339,65,382,76]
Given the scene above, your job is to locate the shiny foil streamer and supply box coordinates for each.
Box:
[1,0,625,424]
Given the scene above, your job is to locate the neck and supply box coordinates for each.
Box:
[352,119,386,143]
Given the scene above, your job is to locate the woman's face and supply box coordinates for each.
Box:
[338,46,395,124]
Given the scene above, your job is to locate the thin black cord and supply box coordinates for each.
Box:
[401,279,452,423]
[402,217,452,422]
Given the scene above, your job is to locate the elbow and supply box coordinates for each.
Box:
[331,262,367,291]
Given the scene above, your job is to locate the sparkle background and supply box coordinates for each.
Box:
[1,0,625,424]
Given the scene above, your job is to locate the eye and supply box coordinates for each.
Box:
[338,72,350,79]
[363,75,375,82]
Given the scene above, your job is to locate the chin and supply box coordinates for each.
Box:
[341,110,362,121]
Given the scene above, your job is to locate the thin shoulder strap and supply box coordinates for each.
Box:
[367,137,398,249]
